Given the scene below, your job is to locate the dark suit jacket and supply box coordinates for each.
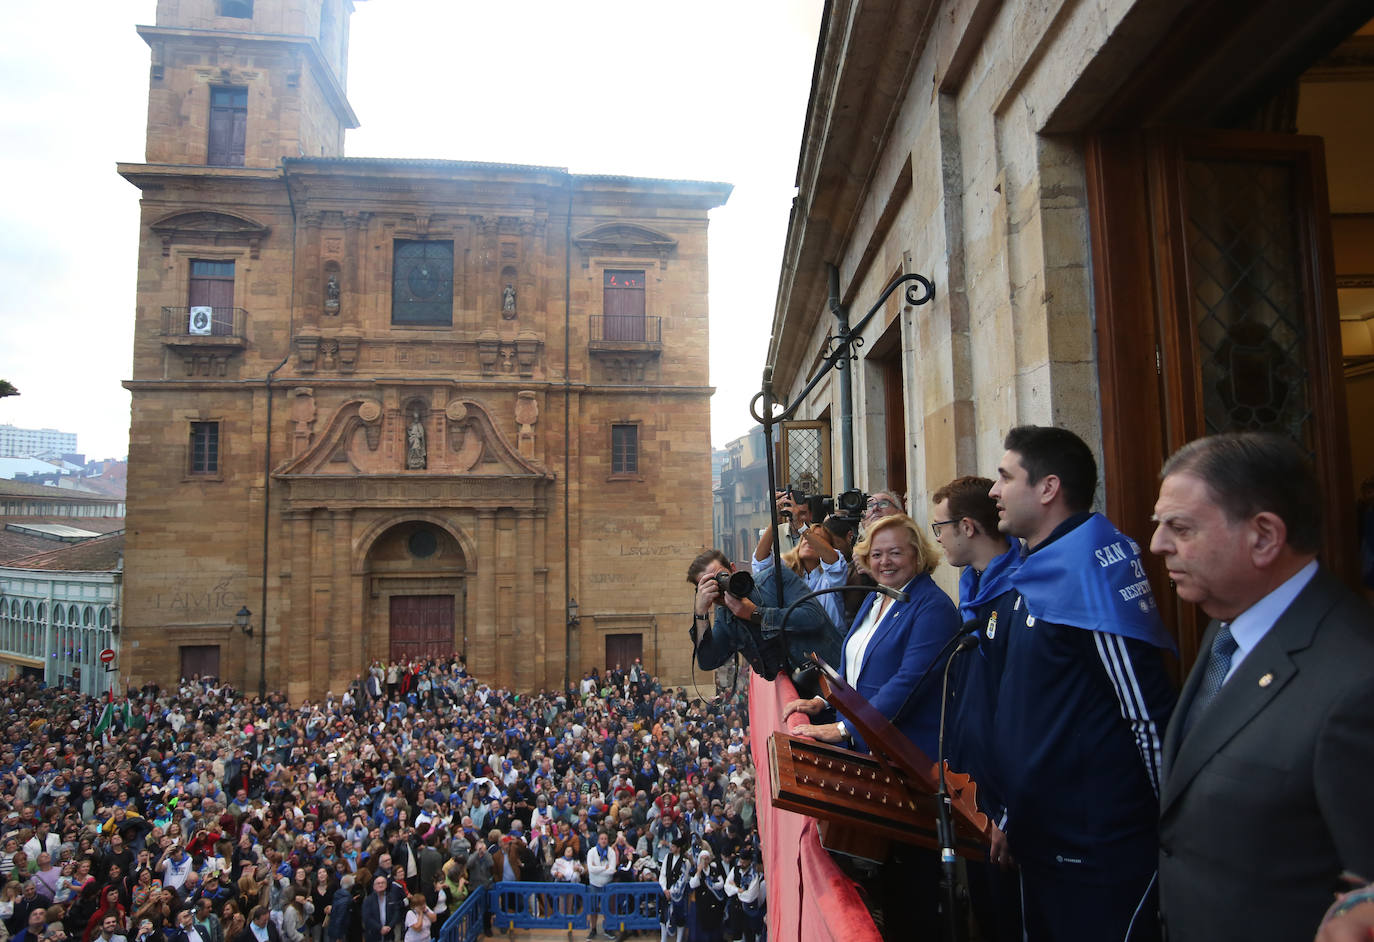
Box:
[1158,566,1374,942]
[842,572,960,756]
[359,888,405,942]
[231,922,281,942]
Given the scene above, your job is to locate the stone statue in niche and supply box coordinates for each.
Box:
[324,272,341,316]
[502,283,517,319]
[406,411,427,470]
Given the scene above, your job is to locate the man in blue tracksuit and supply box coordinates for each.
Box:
[985,426,1177,942]
[931,474,1023,942]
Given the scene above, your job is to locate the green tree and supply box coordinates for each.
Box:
[0,380,17,398]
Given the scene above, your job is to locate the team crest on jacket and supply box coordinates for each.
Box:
[985,611,998,640]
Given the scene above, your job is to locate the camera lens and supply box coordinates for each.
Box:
[714,571,754,598]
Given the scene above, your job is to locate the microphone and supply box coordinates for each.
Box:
[871,584,909,603]
[776,583,910,697]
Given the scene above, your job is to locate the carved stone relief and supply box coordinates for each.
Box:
[445,401,483,471]
[277,394,553,483]
[358,399,383,451]
[290,387,316,456]
[294,335,359,374]
[475,330,543,377]
[180,353,232,377]
[515,391,538,458]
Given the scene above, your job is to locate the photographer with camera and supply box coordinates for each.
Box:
[751,492,848,629]
[685,549,842,692]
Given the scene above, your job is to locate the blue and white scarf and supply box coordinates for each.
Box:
[1010,513,1176,650]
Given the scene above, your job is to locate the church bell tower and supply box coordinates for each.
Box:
[138,0,359,167]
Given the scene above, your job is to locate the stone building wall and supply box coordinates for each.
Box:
[770,0,1150,540]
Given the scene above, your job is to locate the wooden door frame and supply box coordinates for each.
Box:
[1089,129,1354,671]
[1149,131,1352,548]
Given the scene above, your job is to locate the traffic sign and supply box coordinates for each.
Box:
[99,648,116,664]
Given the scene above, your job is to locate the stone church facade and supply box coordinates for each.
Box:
[118,0,729,698]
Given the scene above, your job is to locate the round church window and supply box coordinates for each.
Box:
[408,529,437,558]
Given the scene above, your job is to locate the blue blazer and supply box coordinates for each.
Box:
[842,572,960,757]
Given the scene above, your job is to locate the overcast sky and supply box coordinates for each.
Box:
[0,1,822,462]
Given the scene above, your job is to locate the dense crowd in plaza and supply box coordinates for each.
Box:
[0,658,765,942]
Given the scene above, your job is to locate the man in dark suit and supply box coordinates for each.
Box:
[1151,432,1374,942]
[164,906,207,942]
[359,876,404,942]
[231,907,280,942]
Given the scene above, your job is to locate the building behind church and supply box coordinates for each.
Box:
[118,0,729,697]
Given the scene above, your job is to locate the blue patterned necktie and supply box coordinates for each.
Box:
[1184,623,1237,735]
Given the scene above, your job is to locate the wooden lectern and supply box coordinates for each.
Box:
[767,655,993,863]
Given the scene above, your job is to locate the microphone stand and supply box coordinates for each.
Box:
[773,583,907,685]
[889,622,981,729]
[935,633,978,942]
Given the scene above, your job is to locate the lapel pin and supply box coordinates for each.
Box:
[1258,673,1273,687]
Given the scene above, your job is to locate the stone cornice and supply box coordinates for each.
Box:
[122,379,716,395]
[135,25,358,128]
[275,473,551,507]
[118,163,283,189]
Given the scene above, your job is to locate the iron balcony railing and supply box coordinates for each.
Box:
[161,306,247,339]
[588,315,661,344]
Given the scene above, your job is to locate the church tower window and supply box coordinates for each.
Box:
[219,0,253,17]
[208,87,248,167]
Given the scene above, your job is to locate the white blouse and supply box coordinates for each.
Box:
[843,595,895,683]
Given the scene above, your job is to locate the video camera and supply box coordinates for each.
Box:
[781,486,869,525]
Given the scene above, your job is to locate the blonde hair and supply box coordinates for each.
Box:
[779,546,804,576]
[852,514,939,578]
[780,525,835,576]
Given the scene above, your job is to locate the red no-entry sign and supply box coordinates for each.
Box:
[99,648,116,664]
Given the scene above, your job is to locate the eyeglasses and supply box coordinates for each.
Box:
[930,518,961,537]
[865,498,896,512]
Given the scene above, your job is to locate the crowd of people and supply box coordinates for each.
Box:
[0,657,767,942]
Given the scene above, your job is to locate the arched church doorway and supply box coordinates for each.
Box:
[363,520,468,665]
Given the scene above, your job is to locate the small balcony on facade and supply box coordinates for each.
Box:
[162,306,247,341]
[588,315,662,356]
[160,306,247,376]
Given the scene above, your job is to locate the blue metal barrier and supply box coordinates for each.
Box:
[595,883,666,934]
[441,881,665,935]
[439,889,488,942]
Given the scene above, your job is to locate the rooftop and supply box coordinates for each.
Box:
[3,531,125,572]
[0,479,125,504]
[0,518,126,565]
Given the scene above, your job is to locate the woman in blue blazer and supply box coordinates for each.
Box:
[783,513,960,757]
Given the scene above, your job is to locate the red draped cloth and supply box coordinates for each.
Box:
[749,671,883,942]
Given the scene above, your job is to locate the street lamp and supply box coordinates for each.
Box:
[566,596,580,629]
[235,606,265,700]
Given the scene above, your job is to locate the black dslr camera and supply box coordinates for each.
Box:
[712,569,755,599]
[782,486,870,525]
